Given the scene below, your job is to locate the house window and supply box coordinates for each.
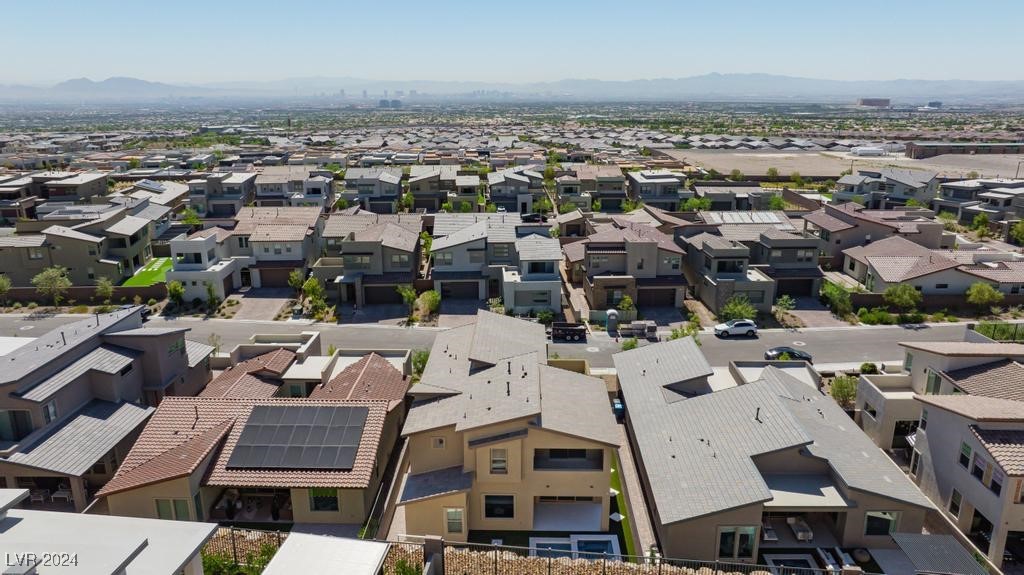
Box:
[590,255,608,268]
[925,370,941,395]
[263,246,270,253]
[391,253,410,267]
[919,409,928,431]
[431,437,446,449]
[662,256,680,270]
[343,255,371,269]
[847,259,856,271]
[445,508,464,533]
[971,453,986,481]
[43,401,57,424]
[436,252,453,266]
[904,352,913,373]
[87,267,95,280]
[274,244,282,255]
[864,511,899,536]
[959,442,971,468]
[492,244,510,258]
[949,489,962,517]
[490,448,508,475]
[469,250,484,264]
[770,249,783,259]
[717,526,757,560]
[935,283,948,289]
[863,402,877,419]
[483,495,514,519]
[155,498,190,520]
[288,384,304,398]
[309,488,339,512]
[797,249,815,262]
[991,468,1004,497]
[637,258,644,270]
[238,237,249,248]
[910,449,921,476]
[28,248,44,260]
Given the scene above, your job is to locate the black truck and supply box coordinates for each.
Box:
[550,322,587,342]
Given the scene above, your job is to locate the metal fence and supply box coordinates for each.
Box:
[382,541,427,575]
[441,541,840,575]
[202,526,287,566]
[974,321,1024,342]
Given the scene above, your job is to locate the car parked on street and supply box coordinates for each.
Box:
[764,346,813,363]
[713,318,758,338]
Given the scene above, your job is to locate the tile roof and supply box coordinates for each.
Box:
[803,209,856,232]
[563,240,586,263]
[323,213,423,238]
[101,397,390,491]
[900,341,1024,357]
[844,237,959,282]
[42,225,103,243]
[959,261,1024,283]
[515,234,562,261]
[971,427,1024,475]
[188,227,233,242]
[0,235,46,247]
[916,394,1024,422]
[431,220,487,251]
[941,359,1024,401]
[309,353,408,404]
[199,349,295,399]
[7,400,154,476]
[248,223,310,242]
[352,222,418,253]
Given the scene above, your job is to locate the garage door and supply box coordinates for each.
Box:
[414,198,436,211]
[441,281,479,299]
[639,288,675,307]
[777,279,814,297]
[259,267,296,287]
[364,285,403,304]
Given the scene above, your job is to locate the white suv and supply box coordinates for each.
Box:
[714,319,758,338]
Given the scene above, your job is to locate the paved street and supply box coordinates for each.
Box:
[0,313,974,368]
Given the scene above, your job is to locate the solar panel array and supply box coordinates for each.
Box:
[226,405,368,471]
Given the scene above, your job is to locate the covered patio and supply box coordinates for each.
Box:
[533,497,604,532]
[759,474,851,549]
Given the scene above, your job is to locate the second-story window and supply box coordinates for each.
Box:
[43,401,57,424]
[469,251,484,264]
[28,248,43,260]
[990,468,1004,496]
[959,442,971,468]
[391,253,410,267]
[490,448,508,475]
[238,237,249,249]
[436,252,453,266]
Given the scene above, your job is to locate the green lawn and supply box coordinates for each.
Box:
[122,257,172,287]
[610,452,639,559]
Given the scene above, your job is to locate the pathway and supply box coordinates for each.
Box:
[615,424,657,558]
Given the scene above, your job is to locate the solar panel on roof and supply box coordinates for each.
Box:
[226,405,367,471]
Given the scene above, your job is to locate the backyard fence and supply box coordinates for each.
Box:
[202,526,287,566]
[973,321,1024,342]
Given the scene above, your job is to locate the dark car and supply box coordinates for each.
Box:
[118,304,151,321]
[764,346,812,363]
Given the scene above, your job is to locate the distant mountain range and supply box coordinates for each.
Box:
[3,73,1024,104]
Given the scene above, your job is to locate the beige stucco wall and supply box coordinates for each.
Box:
[403,492,469,543]
[659,504,763,561]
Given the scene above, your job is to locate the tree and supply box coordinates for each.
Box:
[288,269,306,299]
[0,274,10,307]
[729,169,744,181]
[411,350,429,382]
[621,198,643,212]
[558,203,576,214]
[905,198,922,208]
[720,294,757,321]
[400,191,414,211]
[937,211,959,232]
[548,226,560,238]
[458,200,473,213]
[883,283,922,313]
[821,282,852,317]
[440,201,453,212]
[966,282,1004,310]
[536,309,554,325]
[485,203,498,213]
[669,320,702,344]
[768,194,786,210]
[621,338,639,351]
[774,294,795,319]
[533,195,553,214]
[790,171,805,188]
[95,276,114,303]
[591,199,602,212]
[420,290,441,314]
[543,165,556,181]
[204,281,219,312]
[302,277,324,302]
[167,280,185,306]
[207,333,223,356]
[419,231,432,255]
[966,170,980,179]
[1011,220,1024,245]
[476,193,487,206]
[830,375,857,408]
[31,266,72,308]
[972,213,990,233]
[334,198,349,210]
[681,197,711,211]
[127,158,141,169]
[766,167,779,181]
[180,207,202,226]
[617,295,634,311]
[396,284,417,314]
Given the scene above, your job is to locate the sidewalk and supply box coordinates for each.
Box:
[614,425,657,557]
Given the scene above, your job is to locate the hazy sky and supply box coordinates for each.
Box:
[4,0,1022,85]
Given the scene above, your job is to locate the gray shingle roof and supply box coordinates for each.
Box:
[0,235,46,247]
[6,400,154,476]
[16,344,140,402]
[105,215,150,237]
[467,310,547,367]
[515,234,561,261]
[891,533,988,575]
[613,338,713,392]
[431,221,487,251]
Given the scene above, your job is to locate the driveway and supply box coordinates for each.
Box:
[786,296,848,328]
[637,306,685,328]
[228,288,293,321]
[439,300,486,328]
[336,303,409,326]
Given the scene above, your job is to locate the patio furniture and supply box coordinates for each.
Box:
[50,489,73,504]
[29,489,49,504]
[833,547,856,567]
[815,548,839,573]
[787,516,814,542]
[761,520,779,542]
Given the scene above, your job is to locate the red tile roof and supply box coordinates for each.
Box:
[309,353,408,404]
[199,349,295,398]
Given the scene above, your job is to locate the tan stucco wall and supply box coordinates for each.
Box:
[659,504,763,561]
[289,487,367,524]
[403,492,469,543]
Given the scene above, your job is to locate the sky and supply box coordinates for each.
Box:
[3,0,1022,85]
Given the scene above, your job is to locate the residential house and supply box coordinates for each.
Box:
[933,178,1024,222]
[626,170,689,211]
[343,167,403,213]
[616,338,933,562]
[255,165,336,210]
[97,346,407,531]
[911,395,1024,568]
[0,308,213,512]
[834,168,939,209]
[487,167,544,214]
[408,165,459,211]
[576,164,626,212]
[187,172,257,216]
[692,181,776,211]
[0,488,216,575]
[803,202,949,268]
[397,311,619,541]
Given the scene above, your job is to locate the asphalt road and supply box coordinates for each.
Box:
[0,314,972,368]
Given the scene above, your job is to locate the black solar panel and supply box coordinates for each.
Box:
[226,405,368,471]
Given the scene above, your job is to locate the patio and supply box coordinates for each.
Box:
[760,515,840,549]
[208,488,293,524]
[533,500,604,532]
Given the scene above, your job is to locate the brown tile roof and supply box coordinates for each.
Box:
[247,223,310,242]
[942,359,1024,401]
[309,353,408,404]
[959,261,1024,283]
[188,227,233,242]
[844,237,959,282]
[100,397,390,492]
[971,427,1024,475]
[96,418,234,496]
[804,209,855,232]
[200,349,295,398]
[900,341,1024,358]
[916,394,1024,422]
[352,222,419,253]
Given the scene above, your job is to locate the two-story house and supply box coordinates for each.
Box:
[932,178,1024,223]
[681,231,776,314]
[803,202,949,268]
[0,308,213,512]
[408,165,459,211]
[625,170,689,211]
[343,167,403,214]
[255,165,336,210]
[487,169,533,214]
[911,394,1024,568]
[334,222,421,307]
[834,168,938,209]
[0,225,125,286]
[576,164,626,212]
[397,311,619,541]
[187,172,257,216]
[692,181,776,211]
[616,338,933,562]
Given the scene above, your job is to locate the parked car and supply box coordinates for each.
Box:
[764,346,812,363]
[118,304,151,321]
[611,398,624,422]
[713,319,758,338]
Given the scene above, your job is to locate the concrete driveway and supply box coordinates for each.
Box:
[229,288,293,321]
[637,306,685,328]
[439,300,486,328]
[337,303,409,325]
[786,297,848,328]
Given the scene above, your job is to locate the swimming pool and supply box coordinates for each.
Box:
[763,553,819,575]
[528,535,622,561]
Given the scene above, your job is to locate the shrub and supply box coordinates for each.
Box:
[883,283,922,313]
[821,282,852,317]
[621,338,639,351]
[858,307,895,325]
[536,309,554,325]
[720,294,757,321]
[420,290,441,314]
[898,311,925,324]
[966,281,1003,310]
[147,298,158,306]
[12,302,22,309]
[69,305,89,314]
[26,302,38,309]
[860,362,879,375]
[830,375,858,408]
[167,280,185,306]
[617,295,635,311]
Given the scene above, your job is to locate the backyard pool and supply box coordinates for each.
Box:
[529,535,621,561]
